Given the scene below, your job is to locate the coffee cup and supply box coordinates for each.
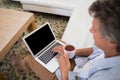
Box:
[64,44,76,59]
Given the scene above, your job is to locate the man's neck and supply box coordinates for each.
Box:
[104,49,119,58]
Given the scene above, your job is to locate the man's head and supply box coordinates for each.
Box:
[89,0,120,53]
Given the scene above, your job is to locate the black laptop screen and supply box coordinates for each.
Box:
[25,24,55,55]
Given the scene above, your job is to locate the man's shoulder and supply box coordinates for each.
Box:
[88,64,120,80]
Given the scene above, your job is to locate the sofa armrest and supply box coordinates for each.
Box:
[62,3,94,48]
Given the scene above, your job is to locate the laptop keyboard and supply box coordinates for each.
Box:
[38,42,62,64]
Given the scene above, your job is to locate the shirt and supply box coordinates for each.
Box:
[55,45,120,80]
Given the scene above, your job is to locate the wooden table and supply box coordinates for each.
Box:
[0,8,35,61]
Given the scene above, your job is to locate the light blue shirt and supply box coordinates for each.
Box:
[55,46,120,80]
[88,55,120,80]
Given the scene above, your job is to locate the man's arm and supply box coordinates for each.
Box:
[75,48,93,57]
[58,39,93,57]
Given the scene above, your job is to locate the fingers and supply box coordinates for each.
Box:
[58,53,71,71]
[52,45,64,55]
[58,52,69,60]
[53,46,71,73]
[64,53,69,59]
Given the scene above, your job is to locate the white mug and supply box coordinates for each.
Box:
[64,44,76,59]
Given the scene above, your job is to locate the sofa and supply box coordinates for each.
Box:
[12,0,95,48]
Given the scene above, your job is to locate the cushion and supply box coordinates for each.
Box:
[17,0,80,10]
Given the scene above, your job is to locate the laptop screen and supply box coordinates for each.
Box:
[24,23,55,55]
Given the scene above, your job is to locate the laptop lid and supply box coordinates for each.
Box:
[22,22,56,57]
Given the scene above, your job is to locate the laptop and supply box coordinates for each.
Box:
[22,22,64,73]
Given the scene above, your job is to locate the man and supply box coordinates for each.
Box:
[52,0,120,80]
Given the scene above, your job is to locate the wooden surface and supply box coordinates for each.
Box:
[20,55,75,80]
[0,8,35,61]
[21,55,57,80]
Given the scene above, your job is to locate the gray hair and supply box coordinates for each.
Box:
[89,0,120,52]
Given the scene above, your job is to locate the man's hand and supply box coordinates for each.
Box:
[58,53,70,80]
[52,45,70,80]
